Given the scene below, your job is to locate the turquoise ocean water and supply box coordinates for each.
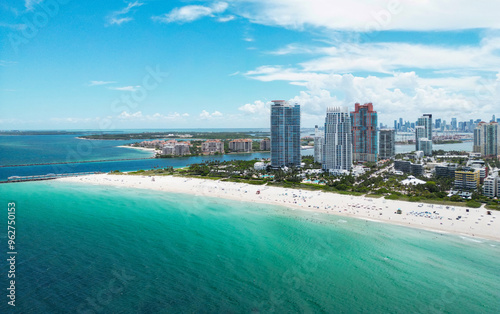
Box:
[0,181,499,313]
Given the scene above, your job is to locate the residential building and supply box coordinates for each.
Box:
[201,140,224,155]
[415,114,433,156]
[314,125,324,163]
[350,102,378,162]
[394,160,411,173]
[454,168,481,190]
[270,100,301,168]
[473,122,500,157]
[162,141,191,156]
[322,107,352,172]
[410,163,424,176]
[483,174,498,197]
[229,139,252,152]
[419,138,433,156]
[260,138,270,151]
[395,160,423,176]
[435,163,457,178]
[379,129,395,160]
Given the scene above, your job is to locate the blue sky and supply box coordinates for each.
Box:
[1,0,500,130]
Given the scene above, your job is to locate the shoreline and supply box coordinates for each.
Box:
[116,145,158,156]
[57,174,500,242]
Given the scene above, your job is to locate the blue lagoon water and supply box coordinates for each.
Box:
[0,181,499,313]
[0,134,270,181]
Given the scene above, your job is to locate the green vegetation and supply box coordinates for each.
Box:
[107,154,500,210]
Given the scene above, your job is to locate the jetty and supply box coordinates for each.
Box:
[3,172,102,183]
[0,157,154,168]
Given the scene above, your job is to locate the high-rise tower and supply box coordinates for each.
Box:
[350,103,378,163]
[416,114,433,156]
[379,129,395,160]
[322,107,352,173]
[270,100,301,168]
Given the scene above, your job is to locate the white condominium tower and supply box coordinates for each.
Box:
[314,125,324,163]
[474,121,500,157]
[322,107,352,172]
[415,114,433,156]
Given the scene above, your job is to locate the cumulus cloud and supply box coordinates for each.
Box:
[118,111,143,119]
[153,2,228,23]
[199,110,223,119]
[238,100,270,116]
[116,111,190,121]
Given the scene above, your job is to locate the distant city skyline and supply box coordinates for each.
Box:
[2,1,500,129]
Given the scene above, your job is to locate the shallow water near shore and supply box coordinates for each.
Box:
[1,181,499,313]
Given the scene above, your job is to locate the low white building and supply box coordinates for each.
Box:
[401,175,426,185]
[254,162,269,171]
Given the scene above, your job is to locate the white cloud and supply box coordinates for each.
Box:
[107,1,144,26]
[234,0,500,31]
[262,38,500,75]
[115,111,190,121]
[153,2,228,23]
[88,80,116,86]
[199,110,223,119]
[108,17,133,26]
[218,15,235,22]
[108,86,141,91]
[238,100,270,115]
[118,111,143,119]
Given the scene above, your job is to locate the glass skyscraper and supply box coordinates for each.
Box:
[416,114,433,156]
[270,100,301,168]
[474,122,499,157]
[322,107,352,172]
[350,102,378,162]
[379,129,395,160]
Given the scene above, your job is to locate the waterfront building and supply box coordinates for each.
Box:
[415,114,433,156]
[379,129,395,159]
[483,174,498,197]
[435,119,441,130]
[314,125,324,163]
[350,103,378,162]
[260,138,270,151]
[451,118,457,131]
[322,107,352,172]
[162,141,191,156]
[201,140,224,155]
[270,100,301,168]
[473,122,499,157]
[229,139,252,152]
[419,138,433,156]
[454,168,480,190]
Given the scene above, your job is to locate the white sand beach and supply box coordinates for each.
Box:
[117,145,158,155]
[59,173,500,242]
